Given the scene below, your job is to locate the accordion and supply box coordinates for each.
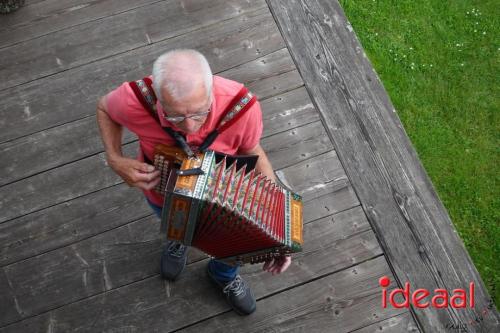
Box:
[153,145,303,265]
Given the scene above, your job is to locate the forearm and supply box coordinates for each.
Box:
[254,150,275,182]
[96,97,123,165]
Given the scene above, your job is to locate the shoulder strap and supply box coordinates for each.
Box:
[129,78,195,157]
[129,77,159,121]
[217,86,257,132]
[198,87,257,152]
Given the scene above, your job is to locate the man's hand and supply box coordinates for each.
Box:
[262,255,291,275]
[109,156,160,190]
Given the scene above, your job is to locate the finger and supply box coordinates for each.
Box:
[269,257,289,275]
[263,259,274,271]
[277,257,292,274]
[142,177,161,190]
[268,261,280,274]
[135,162,156,173]
[267,259,279,272]
[143,170,160,182]
[133,170,160,183]
[270,263,281,275]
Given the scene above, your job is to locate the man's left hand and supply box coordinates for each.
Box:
[263,255,291,275]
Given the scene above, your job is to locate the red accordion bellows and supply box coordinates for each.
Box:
[155,145,303,265]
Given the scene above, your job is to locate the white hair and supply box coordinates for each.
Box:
[152,49,213,103]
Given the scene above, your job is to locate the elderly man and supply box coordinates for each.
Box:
[96,49,291,315]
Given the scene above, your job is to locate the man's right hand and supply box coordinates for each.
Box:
[108,156,160,190]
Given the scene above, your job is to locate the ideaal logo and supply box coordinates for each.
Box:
[379,276,496,332]
[378,276,475,309]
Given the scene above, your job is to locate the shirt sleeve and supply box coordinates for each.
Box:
[104,82,134,126]
[238,99,263,152]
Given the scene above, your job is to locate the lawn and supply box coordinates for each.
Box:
[338,0,499,305]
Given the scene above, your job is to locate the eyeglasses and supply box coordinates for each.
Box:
[163,106,211,123]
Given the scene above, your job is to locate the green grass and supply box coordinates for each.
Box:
[338,0,499,305]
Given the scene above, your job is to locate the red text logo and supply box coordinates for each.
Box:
[379,276,475,309]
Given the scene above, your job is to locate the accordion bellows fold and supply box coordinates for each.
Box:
[154,145,303,266]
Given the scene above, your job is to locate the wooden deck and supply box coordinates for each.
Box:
[0,0,496,332]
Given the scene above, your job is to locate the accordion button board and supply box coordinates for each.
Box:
[154,146,303,266]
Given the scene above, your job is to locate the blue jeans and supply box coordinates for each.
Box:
[147,199,239,283]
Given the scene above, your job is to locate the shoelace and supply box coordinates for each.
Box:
[222,275,246,297]
[167,242,186,258]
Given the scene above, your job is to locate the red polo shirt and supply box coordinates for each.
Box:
[105,75,263,206]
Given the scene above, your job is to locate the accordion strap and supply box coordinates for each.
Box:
[129,77,257,156]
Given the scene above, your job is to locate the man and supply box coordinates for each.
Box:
[96,49,291,315]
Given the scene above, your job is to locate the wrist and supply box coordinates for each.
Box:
[106,153,123,168]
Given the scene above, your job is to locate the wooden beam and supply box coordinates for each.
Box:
[0,54,302,186]
[266,0,499,331]
[353,312,420,333]
[0,0,162,48]
[0,6,284,143]
[172,257,404,333]
[0,205,378,329]
[0,0,267,90]
[0,147,356,267]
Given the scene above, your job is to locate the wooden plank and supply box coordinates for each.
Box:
[1,205,369,326]
[0,142,136,224]
[1,214,204,326]
[0,0,161,48]
[261,121,334,170]
[0,206,381,330]
[0,79,309,187]
[266,0,500,331]
[353,312,420,333]
[0,118,332,223]
[179,257,405,333]
[0,146,350,265]
[0,10,285,144]
[276,150,347,201]
[0,117,136,186]
[0,83,312,186]
[23,0,46,6]
[0,0,267,90]
[262,86,318,137]
[0,165,357,276]
[219,47,297,88]
[0,184,147,267]
[249,69,304,100]
[303,185,359,222]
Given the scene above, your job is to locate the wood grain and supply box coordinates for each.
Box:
[262,120,334,170]
[178,256,404,333]
[0,56,303,186]
[0,0,267,90]
[353,312,420,333]
[0,146,354,265]
[266,0,499,331]
[0,6,284,143]
[0,206,381,330]
[0,0,162,48]
[0,110,330,224]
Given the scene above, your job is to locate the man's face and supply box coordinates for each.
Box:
[160,83,211,134]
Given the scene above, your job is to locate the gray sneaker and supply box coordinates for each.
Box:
[160,241,188,280]
[207,265,256,315]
